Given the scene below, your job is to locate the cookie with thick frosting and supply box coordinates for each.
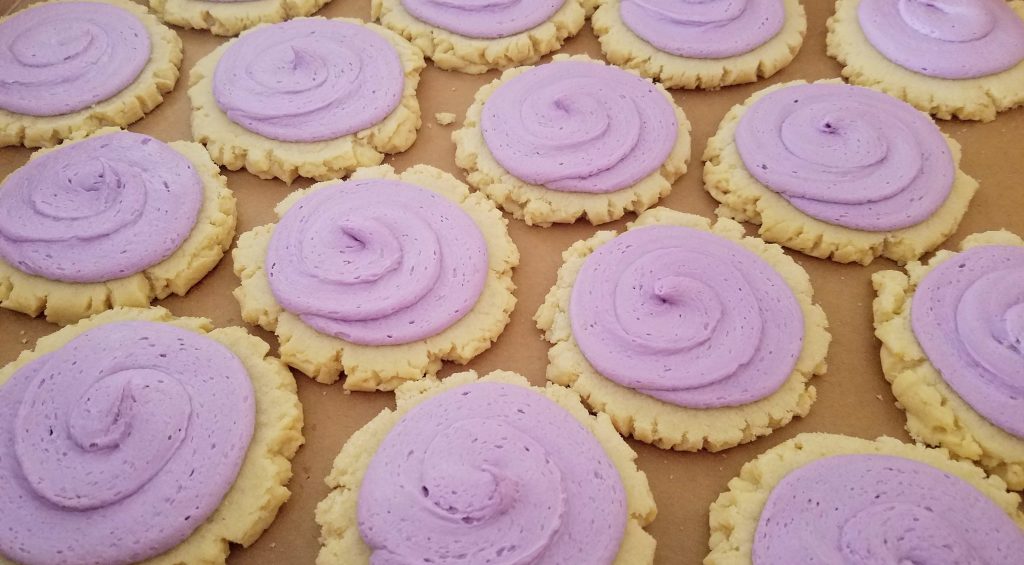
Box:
[704,79,978,265]
[315,369,657,565]
[0,128,236,325]
[0,0,182,148]
[0,306,303,565]
[150,0,334,37]
[536,207,829,451]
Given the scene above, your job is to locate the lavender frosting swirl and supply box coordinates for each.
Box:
[620,0,786,58]
[401,0,565,39]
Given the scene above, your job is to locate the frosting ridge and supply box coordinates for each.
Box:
[620,0,786,58]
[400,0,565,39]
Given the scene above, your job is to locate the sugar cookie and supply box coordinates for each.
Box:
[150,0,333,37]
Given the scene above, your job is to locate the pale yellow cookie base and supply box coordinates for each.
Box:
[188,17,424,184]
[535,208,830,451]
[314,369,657,565]
[150,0,333,37]
[0,306,304,565]
[592,0,806,89]
[0,128,236,325]
[703,79,979,266]
[826,0,1024,122]
[705,433,1024,564]
[872,230,1024,490]
[0,0,182,148]
[232,164,519,391]
[453,54,691,226]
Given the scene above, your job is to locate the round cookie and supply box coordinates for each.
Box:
[453,55,691,226]
[0,127,236,326]
[703,79,978,266]
[232,164,519,391]
[0,0,182,148]
[0,306,303,565]
[188,17,424,184]
[315,369,657,565]
[535,207,830,451]
[150,0,334,37]
[873,230,1024,490]
[706,433,1024,564]
[592,0,807,89]
[827,0,1024,122]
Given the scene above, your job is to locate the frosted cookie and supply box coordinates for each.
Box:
[704,80,978,266]
[536,208,829,451]
[0,306,303,565]
[232,164,518,391]
[315,369,657,565]
[150,0,334,37]
[592,0,806,89]
[873,230,1024,490]
[454,55,691,226]
[189,17,424,184]
[827,0,1024,122]
[706,433,1024,564]
[0,128,236,326]
[0,0,182,148]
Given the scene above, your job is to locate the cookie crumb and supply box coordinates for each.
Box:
[434,112,457,126]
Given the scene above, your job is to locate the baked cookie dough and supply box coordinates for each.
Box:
[873,230,1024,490]
[592,0,806,89]
[0,306,303,565]
[453,55,691,226]
[315,369,657,565]
[704,79,978,265]
[536,207,830,451]
[706,433,1024,564]
[150,0,334,37]
[233,164,519,391]
[827,0,1024,122]
[189,17,424,184]
[0,127,236,326]
[0,0,182,148]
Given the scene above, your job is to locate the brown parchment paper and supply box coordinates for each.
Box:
[1,1,1023,563]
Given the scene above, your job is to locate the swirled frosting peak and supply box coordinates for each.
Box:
[358,382,627,564]
[266,179,488,346]
[570,225,803,408]
[401,0,565,39]
[911,245,1024,438]
[213,18,404,142]
[858,0,1024,79]
[481,60,678,194]
[754,454,1024,563]
[735,83,954,232]
[620,0,785,58]
[0,131,203,283]
[0,321,255,565]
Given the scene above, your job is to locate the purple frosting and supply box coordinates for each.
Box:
[213,18,404,143]
[735,83,954,232]
[481,60,678,194]
[357,382,627,564]
[266,179,488,346]
[911,245,1024,439]
[620,0,786,58]
[401,0,565,39]
[569,225,803,408]
[0,321,255,565]
[0,2,150,117]
[858,0,1024,79]
[0,131,203,283]
[754,454,1024,564]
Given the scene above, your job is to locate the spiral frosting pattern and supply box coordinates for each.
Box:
[754,454,1024,563]
[357,382,627,565]
[0,321,255,565]
[481,60,677,194]
[620,0,785,58]
[213,18,404,143]
[401,0,565,39]
[570,225,803,408]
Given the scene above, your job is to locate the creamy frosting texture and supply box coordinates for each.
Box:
[735,83,954,232]
[0,131,203,283]
[620,0,785,58]
[213,18,404,142]
[0,321,255,565]
[858,0,1024,79]
[911,245,1024,438]
[481,60,677,194]
[754,454,1024,564]
[570,225,803,408]
[357,382,627,564]
[401,0,565,39]
[266,179,488,346]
